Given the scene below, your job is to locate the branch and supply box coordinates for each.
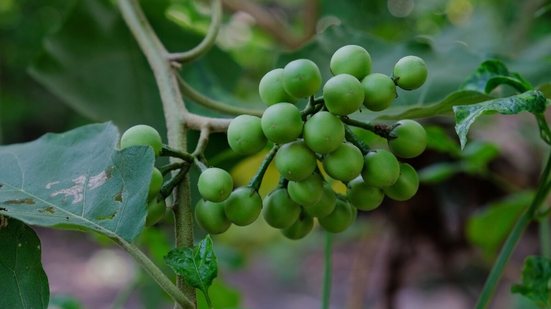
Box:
[178,75,264,117]
[168,0,223,63]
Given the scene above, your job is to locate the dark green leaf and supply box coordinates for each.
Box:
[512,256,551,308]
[453,90,547,149]
[461,59,533,94]
[48,294,83,309]
[466,192,532,258]
[0,122,154,242]
[0,219,49,309]
[197,279,241,309]
[165,235,218,295]
[460,142,500,174]
[418,163,461,184]
[424,126,461,156]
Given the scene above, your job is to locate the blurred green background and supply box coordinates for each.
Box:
[2,0,551,308]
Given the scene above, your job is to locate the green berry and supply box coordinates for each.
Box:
[148,168,163,200]
[262,188,301,229]
[362,149,400,188]
[303,111,345,154]
[146,197,166,226]
[198,168,233,202]
[302,184,336,218]
[330,45,372,79]
[195,199,231,234]
[287,174,324,206]
[384,163,419,201]
[274,141,317,181]
[120,124,163,156]
[323,143,364,182]
[388,119,427,158]
[393,56,428,90]
[227,115,267,155]
[318,199,356,233]
[259,68,297,105]
[361,73,396,111]
[261,103,303,144]
[282,214,314,240]
[323,74,364,115]
[282,59,322,98]
[347,178,384,211]
[225,187,262,226]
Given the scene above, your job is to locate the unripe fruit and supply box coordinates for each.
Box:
[120,124,163,156]
[198,168,233,202]
[362,149,400,188]
[330,45,372,79]
[323,74,364,115]
[282,214,314,240]
[318,199,356,233]
[323,143,364,182]
[384,163,419,201]
[261,103,303,144]
[282,59,322,98]
[195,199,231,234]
[148,167,163,200]
[258,68,296,105]
[262,188,301,229]
[225,187,262,226]
[393,55,428,90]
[388,119,427,158]
[227,115,267,155]
[347,178,384,211]
[303,111,345,154]
[361,73,396,111]
[146,197,166,226]
[287,174,324,206]
[274,141,317,181]
[302,184,336,218]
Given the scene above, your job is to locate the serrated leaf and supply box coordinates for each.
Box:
[461,59,533,94]
[0,122,154,242]
[0,219,49,309]
[512,256,551,308]
[165,235,218,295]
[453,90,547,149]
[466,192,532,258]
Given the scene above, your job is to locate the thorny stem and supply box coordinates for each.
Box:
[344,125,371,155]
[248,145,279,191]
[168,0,222,63]
[178,75,263,117]
[475,151,551,309]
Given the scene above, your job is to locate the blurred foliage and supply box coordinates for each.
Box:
[512,256,551,308]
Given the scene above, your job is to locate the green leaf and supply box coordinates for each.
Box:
[165,235,218,296]
[460,141,500,174]
[48,294,83,309]
[424,125,461,156]
[512,256,551,308]
[0,218,49,309]
[453,90,547,149]
[466,192,532,258]
[0,122,154,242]
[197,279,241,309]
[418,162,461,184]
[461,59,533,94]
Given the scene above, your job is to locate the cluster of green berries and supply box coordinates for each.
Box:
[119,124,166,226]
[196,45,429,239]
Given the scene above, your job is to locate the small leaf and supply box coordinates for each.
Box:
[424,126,461,156]
[0,219,49,309]
[466,192,532,258]
[48,294,83,309]
[0,122,154,242]
[453,90,547,149]
[461,59,533,94]
[460,142,500,174]
[418,162,461,184]
[165,235,218,296]
[512,256,551,307]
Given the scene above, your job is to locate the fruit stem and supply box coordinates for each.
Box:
[343,125,371,154]
[192,127,211,157]
[161,163,192,198]
[321,231,333,309]
[301,96,324,120]
[160,162,186,176]
[340,117,393,139]
[193,157,209,172]
[161,145,195,162]
[475,151,551,308]
[536,113,551,146]
[249,145,279,191]
[167,0,222,63]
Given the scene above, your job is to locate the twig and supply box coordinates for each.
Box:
[248,145,279,191]
[192,127,211,157]
[340,117,393,139]
[344,125,371,154]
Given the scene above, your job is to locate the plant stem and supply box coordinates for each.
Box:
[168,0,222,63]
[539,216,551,258]
[192,127,211,157]
[340,117,393,139]
[178,76,263,117]
[161,145,195,162]
[248,145,279,191]
[114,238,194,308]
[536,113,551,146]
[161,164,191,198]
[322,231,333,309]
[475,152,551,309]
[344,125,370,154]
[160,162,186,175]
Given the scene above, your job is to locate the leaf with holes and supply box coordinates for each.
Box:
[164,235,217,298]
[512,256,551,307]
[0,122,154,242]
[0,218,49,309]
[453,90,547,149]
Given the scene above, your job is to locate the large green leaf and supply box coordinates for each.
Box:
[0,122,154,242]
[512,256,551,308]
[165,235,217,297]
[466,192,532,258]
[0,219,49,309]
[453,90,547,149]
[460,59,533,94]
